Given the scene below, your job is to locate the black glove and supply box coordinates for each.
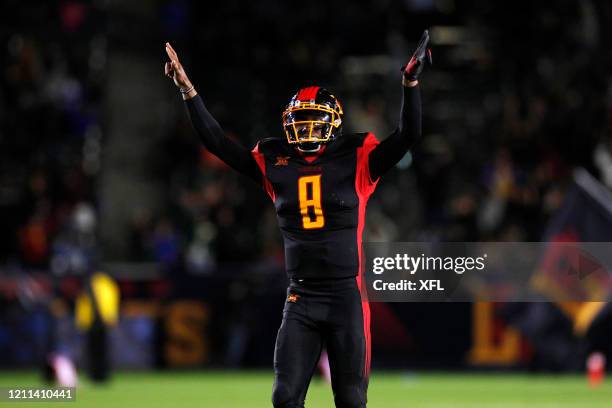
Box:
[402,29,432,82]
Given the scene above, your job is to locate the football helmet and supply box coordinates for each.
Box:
[282,86,343,150]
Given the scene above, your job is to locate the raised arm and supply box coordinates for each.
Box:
[369,30,431,181]
[164,42,261,182]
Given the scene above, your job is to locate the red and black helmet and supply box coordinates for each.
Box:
[282,86,343,146]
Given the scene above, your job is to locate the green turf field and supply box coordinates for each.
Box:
[0,370,610,407]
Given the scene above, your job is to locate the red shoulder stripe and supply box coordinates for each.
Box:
[354,132,378,378]
[251,142,275,202]
[355,132,380,198]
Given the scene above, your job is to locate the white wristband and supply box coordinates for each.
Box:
[179,85,195,94]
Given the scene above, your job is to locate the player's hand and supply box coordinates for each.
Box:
[402,29,432,85]
[164,42,193,90]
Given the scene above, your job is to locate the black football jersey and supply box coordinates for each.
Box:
[184,86,421,280]
[251,133,380,279]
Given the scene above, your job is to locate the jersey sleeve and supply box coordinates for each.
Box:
[185,95,262,183]
[355,132,381,198]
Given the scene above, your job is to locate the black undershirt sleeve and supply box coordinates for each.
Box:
[368,85,422,181]
[184,94,262,183]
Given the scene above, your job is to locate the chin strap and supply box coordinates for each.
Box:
[297,143,322,153]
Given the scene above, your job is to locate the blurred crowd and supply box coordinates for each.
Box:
[0,1,105,274]
[1,0,612,276]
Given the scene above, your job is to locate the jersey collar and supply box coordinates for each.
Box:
[295,145,327,164]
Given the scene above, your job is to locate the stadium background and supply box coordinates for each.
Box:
[1,0,612,406]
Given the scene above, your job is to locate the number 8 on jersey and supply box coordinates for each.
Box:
[298,175,324,229]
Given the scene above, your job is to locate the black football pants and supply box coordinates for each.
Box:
[271,277,370,408]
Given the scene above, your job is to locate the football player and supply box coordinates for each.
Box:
[164,30,430,408]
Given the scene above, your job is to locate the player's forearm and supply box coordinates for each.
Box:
[368,85,422,179]
[166,43,260,179]
[184,94,227,152]
[397,83,422,148]
[184,95,257,176]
